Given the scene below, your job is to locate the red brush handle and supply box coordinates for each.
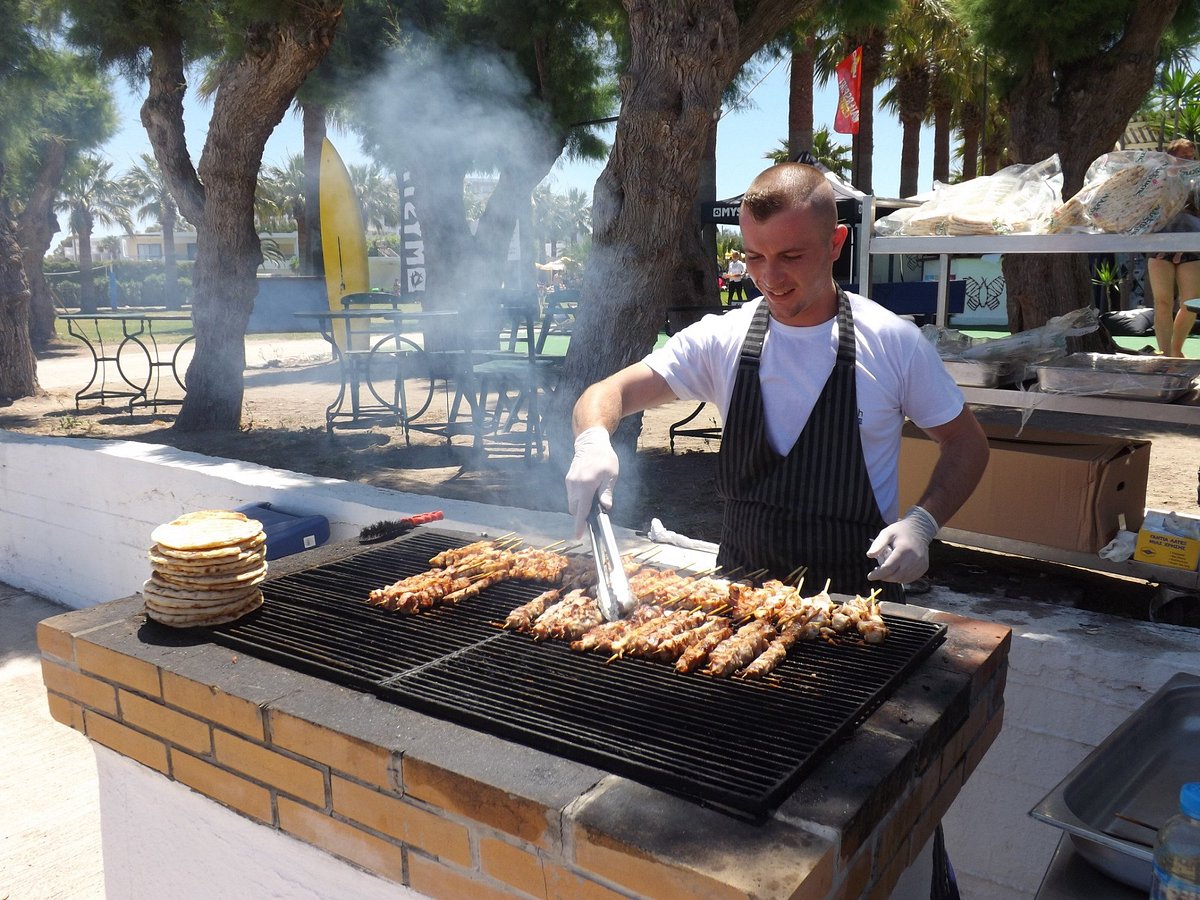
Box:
[405,511,444,526]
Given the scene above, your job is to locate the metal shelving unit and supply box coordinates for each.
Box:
[864,229,1200,328]
[863,227,1200,592]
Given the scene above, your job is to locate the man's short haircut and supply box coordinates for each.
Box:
[740,163,837,233]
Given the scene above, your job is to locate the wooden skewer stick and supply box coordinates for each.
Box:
[784,564,808,585]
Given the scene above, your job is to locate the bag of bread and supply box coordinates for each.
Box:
[1048,150,1200,234]
[874,155,1063,236]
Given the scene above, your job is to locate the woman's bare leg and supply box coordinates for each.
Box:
[1147,256,1178,353]
[1171,308,1197,356]
[1170,260,1200,356]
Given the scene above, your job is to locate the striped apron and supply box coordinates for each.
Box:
[715,289,904,604]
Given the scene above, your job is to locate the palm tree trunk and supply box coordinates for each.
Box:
[960,102,981,181]
[853,30,884,193]
[163,201,181,310]
[788,34,815,155]
[932,98,952,185]
[77,211,97,314]
[899,113,922,197]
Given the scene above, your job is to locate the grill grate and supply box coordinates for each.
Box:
[201,528,946,819]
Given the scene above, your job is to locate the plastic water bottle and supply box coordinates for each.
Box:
[1152,782,1200,899]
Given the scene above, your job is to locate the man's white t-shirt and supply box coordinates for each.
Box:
[726,259,746,281]
[643,294,965,522]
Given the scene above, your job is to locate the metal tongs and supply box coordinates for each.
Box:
[587,497,635,621]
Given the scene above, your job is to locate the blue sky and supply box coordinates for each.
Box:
[100,55,931,235]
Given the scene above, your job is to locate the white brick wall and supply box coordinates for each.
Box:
[6,430,1199,898]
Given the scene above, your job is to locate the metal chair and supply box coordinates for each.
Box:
[333,291,438,439]
[451,293,558,460]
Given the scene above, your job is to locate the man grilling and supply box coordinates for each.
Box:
[565,163,989,602]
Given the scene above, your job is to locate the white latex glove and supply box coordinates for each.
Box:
[565,426,619,539]
[866,505,939,585]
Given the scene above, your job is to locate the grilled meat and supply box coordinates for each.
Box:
[504,589,561,631]
[704,621,777,677]
[674,622,735,674]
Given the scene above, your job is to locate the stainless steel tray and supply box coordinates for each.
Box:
[1036,353,1200,401]
[1030,672,1200,890]
[943,359,1022,388]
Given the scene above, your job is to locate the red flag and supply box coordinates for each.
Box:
[834,46,863,135]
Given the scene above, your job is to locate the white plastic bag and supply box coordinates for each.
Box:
[647,518,720,554]
[874,156,1064,236]
[921,308,1098,375]
[1048,150,1200,234]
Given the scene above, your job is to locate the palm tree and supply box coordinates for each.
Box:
[56,154,133,312]
[950,45,995,181]
[532,185,568,261]
[349,161,399,234]
[765,127,852,179]
[777,11,842,158]
[880,0,956,197]
[258,154,304,234]
[1143,66,1200,148]
[926,10,977,185]
[560,187,592,247]
[125,153,185,310]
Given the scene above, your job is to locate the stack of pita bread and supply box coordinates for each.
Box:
[144,510,268,627]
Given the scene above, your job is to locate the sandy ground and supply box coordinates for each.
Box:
[3,333,1199,621]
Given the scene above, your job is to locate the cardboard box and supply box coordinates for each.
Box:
[1134,510,1200,571]
[899,422,1150,553]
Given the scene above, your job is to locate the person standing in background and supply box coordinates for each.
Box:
[725,251,747,304]
[1147,137,1200,357]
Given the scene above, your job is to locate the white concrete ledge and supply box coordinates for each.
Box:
[9,429,1200,897]
[0,430,577,608]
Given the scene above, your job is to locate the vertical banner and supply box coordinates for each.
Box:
[400,171,426,295]
[834,46,863,135]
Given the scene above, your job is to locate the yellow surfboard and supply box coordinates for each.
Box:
[319,137,369,349]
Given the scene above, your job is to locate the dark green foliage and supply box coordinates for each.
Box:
[48,260,196,309]
[956,0,1196,70]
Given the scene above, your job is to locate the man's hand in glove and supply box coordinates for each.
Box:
[866,506,939,584]
[565,427,619,539]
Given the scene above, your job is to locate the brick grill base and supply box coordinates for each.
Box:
[39,591,1009,900]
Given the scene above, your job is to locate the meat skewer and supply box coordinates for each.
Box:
[675,622,735,673]
[571,605,666,653]
[530,590,604,641]
[504,589,560,631]
[737,620,806,679]
[704,621,777,677]
[620,609,709,659]
[646,617,730,664]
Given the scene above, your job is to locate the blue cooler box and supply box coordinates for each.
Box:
[235,502,330,561]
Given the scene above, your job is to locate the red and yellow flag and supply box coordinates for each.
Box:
[834,46,863,135]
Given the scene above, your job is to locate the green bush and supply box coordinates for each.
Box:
[141,273,164,306]
[55,279,80,308]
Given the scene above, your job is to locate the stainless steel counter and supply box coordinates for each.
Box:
[1036,834,1147,900]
